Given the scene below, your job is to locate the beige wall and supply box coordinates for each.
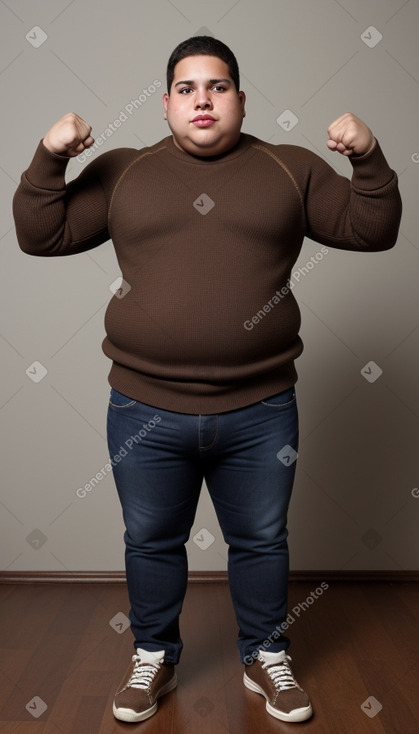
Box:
[1,0,418,573]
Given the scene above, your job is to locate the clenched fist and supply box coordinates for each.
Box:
[43,112,94,157]
[326,112,375,156]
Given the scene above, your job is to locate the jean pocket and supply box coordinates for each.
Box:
[109,388,137,409]
[261,387,296,408]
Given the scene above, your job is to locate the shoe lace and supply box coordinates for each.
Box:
[127,653,161,690]
[262,655,300,691]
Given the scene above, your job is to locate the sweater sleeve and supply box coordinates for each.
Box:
[13,141,128,256]
[300,139,402,252]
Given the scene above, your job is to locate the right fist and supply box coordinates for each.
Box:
[43,112,94,157]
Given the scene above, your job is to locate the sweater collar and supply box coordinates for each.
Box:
[164,133,252,164]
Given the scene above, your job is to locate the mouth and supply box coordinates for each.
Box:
[191,114,216,128]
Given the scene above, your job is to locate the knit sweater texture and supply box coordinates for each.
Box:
[13,133,402,413]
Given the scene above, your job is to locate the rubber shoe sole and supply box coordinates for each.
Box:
[113,674,177,722]
[244,672,313,722]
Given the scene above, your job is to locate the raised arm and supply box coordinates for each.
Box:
[303,113,402,251]
[13,113,132,257]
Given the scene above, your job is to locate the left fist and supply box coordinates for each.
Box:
[326,112,375,156]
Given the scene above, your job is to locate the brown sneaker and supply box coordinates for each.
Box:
[244,649,313,722]
[113,648,177,722]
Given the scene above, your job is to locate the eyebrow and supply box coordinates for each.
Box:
[174,78,232,88]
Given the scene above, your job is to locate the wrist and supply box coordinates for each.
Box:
[353,136,376,158]
[42,135,56,153]
[42,138,71,158]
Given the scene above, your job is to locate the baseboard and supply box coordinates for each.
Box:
[0,570,417,584]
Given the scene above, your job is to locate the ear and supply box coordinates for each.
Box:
[238,90,246,117]
[163,92,169,120]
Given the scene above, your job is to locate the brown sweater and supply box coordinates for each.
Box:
[13,133,402,414]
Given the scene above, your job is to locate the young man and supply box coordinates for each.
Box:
[13,36,401,724]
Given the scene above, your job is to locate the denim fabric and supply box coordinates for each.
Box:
[107,386,298,664]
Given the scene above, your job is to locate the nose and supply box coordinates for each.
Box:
[194,87,213,110]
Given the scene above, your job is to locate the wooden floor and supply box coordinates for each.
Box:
[0,580,418,733]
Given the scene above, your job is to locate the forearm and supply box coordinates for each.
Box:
[13,141,110,256]
[305,139,402,252]
[346,139,402,251]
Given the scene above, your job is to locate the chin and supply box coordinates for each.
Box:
[186,134,238,157]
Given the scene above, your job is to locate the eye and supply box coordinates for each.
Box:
[212,85,226,92]
[179,87,193,94]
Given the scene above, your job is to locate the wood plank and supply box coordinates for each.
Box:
[0,582,418,733]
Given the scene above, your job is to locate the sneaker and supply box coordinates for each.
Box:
[244,649,313,722]
[113,648,177,722]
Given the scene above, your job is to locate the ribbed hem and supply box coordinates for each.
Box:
[24,140,70,189]
[106,361,299,415]
[349,138,397,191]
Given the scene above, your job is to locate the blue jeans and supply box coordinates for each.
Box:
[106,386,299,665]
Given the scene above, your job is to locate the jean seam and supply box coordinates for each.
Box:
[199,415,219,452]
[261,397,295,408]
[109,400,137,409]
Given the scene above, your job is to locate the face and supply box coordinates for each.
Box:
[163,55,246,157]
